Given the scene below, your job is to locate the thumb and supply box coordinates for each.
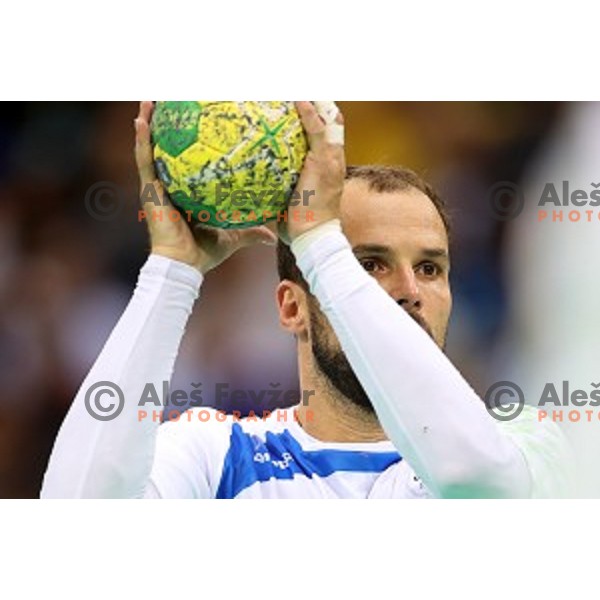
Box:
[237,225,278,248]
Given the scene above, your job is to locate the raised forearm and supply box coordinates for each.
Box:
[41,255,202,498]
[292,222,531,498]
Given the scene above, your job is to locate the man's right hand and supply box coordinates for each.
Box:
[134,101,277,275]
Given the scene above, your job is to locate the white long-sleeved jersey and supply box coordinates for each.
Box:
[41,222,570,499]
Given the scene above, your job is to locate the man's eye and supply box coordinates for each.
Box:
[417,262,440,277]
[360,258,381,273]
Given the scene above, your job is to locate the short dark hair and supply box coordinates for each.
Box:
[276,164,450,288]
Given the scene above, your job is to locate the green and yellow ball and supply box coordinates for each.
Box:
[151,101,308,229]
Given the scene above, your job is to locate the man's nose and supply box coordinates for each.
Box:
[388,267,422,311]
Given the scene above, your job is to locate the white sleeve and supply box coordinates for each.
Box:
[496,406,573,498]
[291,221,564,498]
[41,254,203,499]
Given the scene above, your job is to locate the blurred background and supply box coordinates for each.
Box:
[1,101,595,498]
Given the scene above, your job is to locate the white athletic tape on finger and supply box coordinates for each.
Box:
[313,101,339,124]
[313,101,345,146]
[325,123,344,146]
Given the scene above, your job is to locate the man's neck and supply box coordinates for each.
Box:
[295,378,388,444]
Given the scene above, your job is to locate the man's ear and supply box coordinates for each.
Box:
[276,280,310,341]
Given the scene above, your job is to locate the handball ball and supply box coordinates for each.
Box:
[151,101,308,229]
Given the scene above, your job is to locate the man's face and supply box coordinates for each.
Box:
[309,179,452,413]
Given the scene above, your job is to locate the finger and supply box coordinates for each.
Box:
[134,112,157,186]
[134,102,170,211]
[237,225,278,248]
[135,125,169,211]
[313,101,338,124]
[264,220,278,236]
[138,100,153,125]
[295,101,327,153]
[313,101,345,146]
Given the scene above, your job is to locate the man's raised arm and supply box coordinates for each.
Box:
[41,254,202,498]
[41,102,277,498]
[285,102,568,499]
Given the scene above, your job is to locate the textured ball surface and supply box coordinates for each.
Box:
[151,101,308,228]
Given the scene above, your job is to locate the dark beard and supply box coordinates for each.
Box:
[310,308,375,414]
[309,301,441,415]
